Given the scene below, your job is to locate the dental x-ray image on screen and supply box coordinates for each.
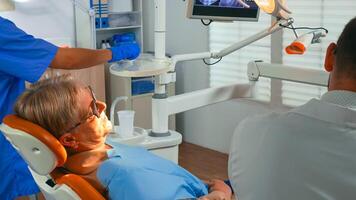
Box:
[187,0,259,21]
[198,0,251,8]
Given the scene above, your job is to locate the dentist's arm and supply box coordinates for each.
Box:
[50,43,140,69]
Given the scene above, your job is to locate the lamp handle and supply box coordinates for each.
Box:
[278,0,292,14]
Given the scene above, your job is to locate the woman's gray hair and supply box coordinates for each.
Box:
[14,74,87,138]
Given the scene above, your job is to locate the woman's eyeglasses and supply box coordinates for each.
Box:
[88,86,100,118]
[65,86,100,133]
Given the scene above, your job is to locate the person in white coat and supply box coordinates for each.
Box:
[228,17,356,200]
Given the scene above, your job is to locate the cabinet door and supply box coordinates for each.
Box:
[75,1,96,49]
[132,95,152,129]
[47,65,106,102]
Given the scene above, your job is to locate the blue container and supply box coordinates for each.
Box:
[131,77,154,95]
[95,18,101,29]
[112,33,136,46]
[100,17,109,28]
[91,0,109,28]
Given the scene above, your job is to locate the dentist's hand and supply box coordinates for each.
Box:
[109,43,140,62]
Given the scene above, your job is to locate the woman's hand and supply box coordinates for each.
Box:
[198,190,231,200]
[199,179,232,200]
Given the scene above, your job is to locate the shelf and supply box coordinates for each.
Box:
[109,11,141,15]
[96,25,142,32]
[132,93,153,99]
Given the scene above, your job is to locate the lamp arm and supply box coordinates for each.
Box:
[151,83,252,135]
[213,18,293,58]
[170,52,213,71]
[247,61,329,86]
[170,18,294,71]
[278,3,292,14]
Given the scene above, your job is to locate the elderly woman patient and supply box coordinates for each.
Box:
[14,75,231,200]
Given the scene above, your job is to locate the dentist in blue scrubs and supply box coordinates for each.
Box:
[0,16,140,200]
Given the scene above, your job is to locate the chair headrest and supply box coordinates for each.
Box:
[0,115,67,175]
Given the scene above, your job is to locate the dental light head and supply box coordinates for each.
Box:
[254,0,292,19]
[285,30,327,55]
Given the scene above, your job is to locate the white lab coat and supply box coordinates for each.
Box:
[228,90,356,200]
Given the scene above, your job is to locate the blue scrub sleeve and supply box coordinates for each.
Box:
[0,17,58,83]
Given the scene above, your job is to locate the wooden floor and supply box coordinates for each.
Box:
[179,142,229,181]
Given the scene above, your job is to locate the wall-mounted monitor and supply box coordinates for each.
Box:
[187,0,260,21]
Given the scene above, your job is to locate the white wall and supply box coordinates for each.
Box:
[1,0,75,45]
[142,1,288,154]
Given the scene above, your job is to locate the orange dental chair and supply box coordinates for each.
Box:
[0,115,106,200]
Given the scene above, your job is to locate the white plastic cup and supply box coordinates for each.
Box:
[117,110,135,138]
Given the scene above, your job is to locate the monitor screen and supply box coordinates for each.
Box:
[187,0,260,21]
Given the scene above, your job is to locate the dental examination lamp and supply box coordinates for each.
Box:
[110,0,322,138]
[285,30,327,55]
[254,0,328,55]
[253,0,291,20]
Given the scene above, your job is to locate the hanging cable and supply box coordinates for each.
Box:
[203,57,222,66]
[290,24,299,38]
[201,19,213,26]
[279,24,329,34]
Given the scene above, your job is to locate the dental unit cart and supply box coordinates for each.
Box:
[108,88,181,163]
[107,126,182,163]
[73,0,181,163]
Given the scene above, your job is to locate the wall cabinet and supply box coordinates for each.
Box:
[42,66,106,102]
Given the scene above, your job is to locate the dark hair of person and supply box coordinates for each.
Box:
[335,17,356,78]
